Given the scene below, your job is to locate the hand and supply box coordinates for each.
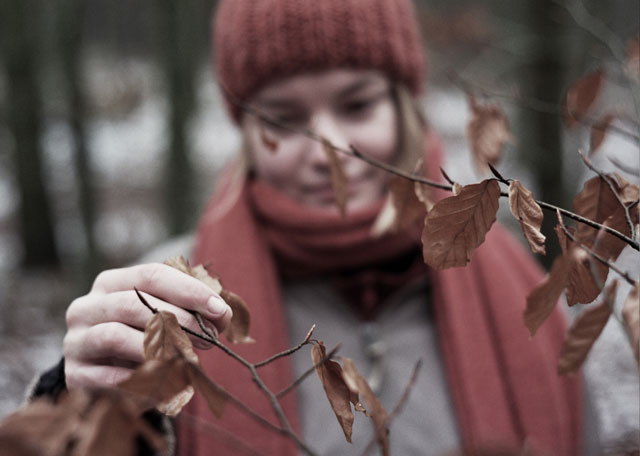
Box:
[63,263,232,390]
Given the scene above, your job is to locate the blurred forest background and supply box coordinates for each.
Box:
[0,0,637,418]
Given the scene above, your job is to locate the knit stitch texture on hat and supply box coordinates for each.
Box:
[213,0,425,121]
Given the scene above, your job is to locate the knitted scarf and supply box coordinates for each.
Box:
[177,138,582,456]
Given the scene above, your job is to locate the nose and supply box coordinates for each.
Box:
[308,112,349,168]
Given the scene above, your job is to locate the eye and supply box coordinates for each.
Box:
[342,98,372,114]
[266,112,307,130]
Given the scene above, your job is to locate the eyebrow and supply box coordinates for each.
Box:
[336,76,386,98]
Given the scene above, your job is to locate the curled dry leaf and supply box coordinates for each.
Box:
[554,224,608,307]
[524,250,573,337]
[341,358,390,456]
[371,196,397,238]
[0,390,166,456]
[119,357,193,417]
[563,68,604,128]
[72,392,166,456]
[558,280,618,375]
[414,180,435,211]
[589,113,616,155]
[185,363,229,418]
[508,180,546,255]
[621,283,640,365]
[466,94,512,174]
[422,179,500,269]
[311,341,358,442]
[164,256,253,344]
[219,289,254,343]
[144,311,199,364]
[259,123,279,153]
[322,139,348,217]
[375,175,429,236]
[573,174,638,242]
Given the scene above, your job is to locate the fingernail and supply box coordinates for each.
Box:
[207,295,229,317]
[194,338,215,350]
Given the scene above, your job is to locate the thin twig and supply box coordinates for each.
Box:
[552,0,640,123]
[134,289,317,456]
[448,71,640,142]
[556,210,636,286]
[578,149,637,241]
[223,83,639,252]
[359,359,423,456]
[276,344,342,399]
[255,325,316,368]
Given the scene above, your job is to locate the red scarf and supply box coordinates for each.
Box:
[177,136,582,455]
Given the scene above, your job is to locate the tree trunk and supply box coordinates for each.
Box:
[56,0,103,278]
[518,0,568,269]
[1,0,60,268]
[157,0,200,235]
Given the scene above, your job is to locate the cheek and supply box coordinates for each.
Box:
[349,105,398,162]
[250,133,305,187]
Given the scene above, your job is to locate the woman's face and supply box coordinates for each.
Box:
[243,69,398,211]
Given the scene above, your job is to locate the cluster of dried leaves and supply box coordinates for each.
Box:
[0,258,403,456]
[1,34,638,456]
[293,36,639,376]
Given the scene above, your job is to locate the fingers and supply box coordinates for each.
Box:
[92,263,231,321]
[65,362,134,390]
[66,290,222,344]
[64,322,146,365]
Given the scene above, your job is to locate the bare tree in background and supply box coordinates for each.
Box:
[156,0,202,235]
[1,0,60,268]
[56,0,103,279]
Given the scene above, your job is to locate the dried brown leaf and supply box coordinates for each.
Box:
[568,252,609,306]
[118,357,194,416]
[370,195,397,237]
[622,283,640,365]
[452,182,463,196]
[341,358,390,456]
[0,390,166,456]
[219,289,254,343]
[311,341,357,442]
[259,123,279,153]
[165,257,223,294]
[594,209,634,263]
[144,311,199,364]
[186,363,229,418]
[508,180,546,255]
[323,139,348,217]
[0,396,84,456]
[73,395,166,456]
[563,68,604,128]
[414,181,435,211]
[558,280,617,374]
[390,175,429,230]
[164,257,252,344]
[589,113,616,155]
[466,95,511,173]
[572,173,638,256]
[422,179,500,269]
[524,250,573,337]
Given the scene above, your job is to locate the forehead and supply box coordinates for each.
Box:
[251,69,390,108]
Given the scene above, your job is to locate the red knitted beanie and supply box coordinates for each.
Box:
[213,0,426,122]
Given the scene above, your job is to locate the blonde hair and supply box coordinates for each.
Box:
[390,83,427,172]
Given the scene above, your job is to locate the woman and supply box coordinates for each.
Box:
[37,0,585,454]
